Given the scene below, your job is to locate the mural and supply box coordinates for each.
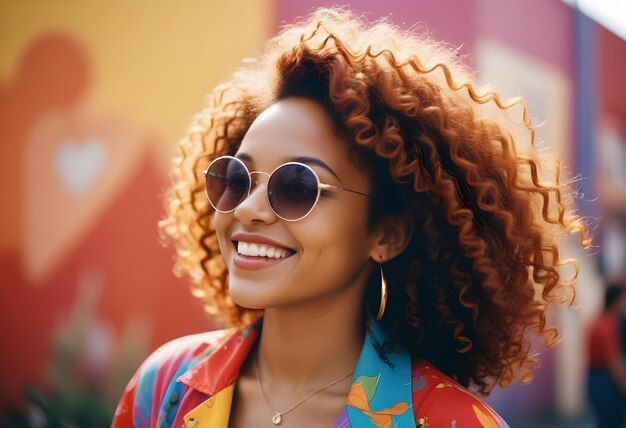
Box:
[0,2,269,425]
[1,0,623,426]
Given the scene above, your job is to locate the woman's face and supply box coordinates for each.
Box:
[214,97,379,311]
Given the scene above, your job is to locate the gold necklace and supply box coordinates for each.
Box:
[254,351,354,425]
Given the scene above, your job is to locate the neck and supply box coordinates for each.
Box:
[256,285,365,389]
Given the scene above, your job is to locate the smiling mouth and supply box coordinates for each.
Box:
[234,240,296,259]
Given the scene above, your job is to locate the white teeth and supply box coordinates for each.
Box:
[248,244,259,256]
[236,241,291,259]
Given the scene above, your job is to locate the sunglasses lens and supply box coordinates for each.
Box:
[205,157,249,212]
[268,164,319,220]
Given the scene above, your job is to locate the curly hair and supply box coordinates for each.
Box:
[159,7,590,394]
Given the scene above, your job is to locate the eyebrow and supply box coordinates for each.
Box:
[235,152,341,181]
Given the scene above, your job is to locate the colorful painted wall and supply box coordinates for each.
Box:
[0,1,271,422]
[1,1,624,426]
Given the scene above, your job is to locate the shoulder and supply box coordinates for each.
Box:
[139,328,234,376]
[411,361,510,428]
[112,328,234,427]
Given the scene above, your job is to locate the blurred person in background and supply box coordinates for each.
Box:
[110,7,591,428]
[587,279,626,427]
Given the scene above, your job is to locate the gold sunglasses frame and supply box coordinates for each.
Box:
[203,155,373,221]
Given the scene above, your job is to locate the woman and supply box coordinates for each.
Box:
[587,281,626,427]
[112,7,589,428]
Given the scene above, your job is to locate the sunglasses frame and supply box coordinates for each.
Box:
[203,155,373,221]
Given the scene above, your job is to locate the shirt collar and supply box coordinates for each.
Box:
[343,319,415,427]
[178,318,415,427]
[177,320,261,396]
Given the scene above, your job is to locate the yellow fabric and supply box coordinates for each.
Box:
[182,383,235,428]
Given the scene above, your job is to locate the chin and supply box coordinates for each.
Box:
[228,280,273,310]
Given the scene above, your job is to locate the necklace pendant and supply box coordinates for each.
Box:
[272,412,282,425]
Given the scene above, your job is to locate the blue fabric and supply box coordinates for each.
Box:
[344,320,415,428]
[588,369,626,428]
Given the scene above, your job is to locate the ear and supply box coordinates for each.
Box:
[369,213,414,263]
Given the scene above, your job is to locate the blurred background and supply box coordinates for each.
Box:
[0,1,624,427]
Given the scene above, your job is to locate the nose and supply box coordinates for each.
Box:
[233,172,277,225]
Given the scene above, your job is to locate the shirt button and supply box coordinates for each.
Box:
[170,392,179,403]
[165,403,171,411]
[206,398,214,408]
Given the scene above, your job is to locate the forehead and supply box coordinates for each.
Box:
[237,98,352,171]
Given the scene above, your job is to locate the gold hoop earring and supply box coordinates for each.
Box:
[376,255,388,320]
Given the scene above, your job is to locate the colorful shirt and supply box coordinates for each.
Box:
[112,319,509,427]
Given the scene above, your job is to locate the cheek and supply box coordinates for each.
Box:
[297,202,373,275]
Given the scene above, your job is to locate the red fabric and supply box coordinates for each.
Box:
[177,325,258,396]
[111,372,138,428]
[587,313,621,368]
[411,362,507,428]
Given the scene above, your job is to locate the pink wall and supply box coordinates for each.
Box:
[600,27,626,119]
[275,0,478,55]
[476,0,575,73]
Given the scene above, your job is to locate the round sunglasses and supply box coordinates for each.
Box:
[204,156,373,221]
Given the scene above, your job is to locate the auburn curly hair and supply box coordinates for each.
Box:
[159,7,590,394]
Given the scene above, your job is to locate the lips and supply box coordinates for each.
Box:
[230,233,296,269]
